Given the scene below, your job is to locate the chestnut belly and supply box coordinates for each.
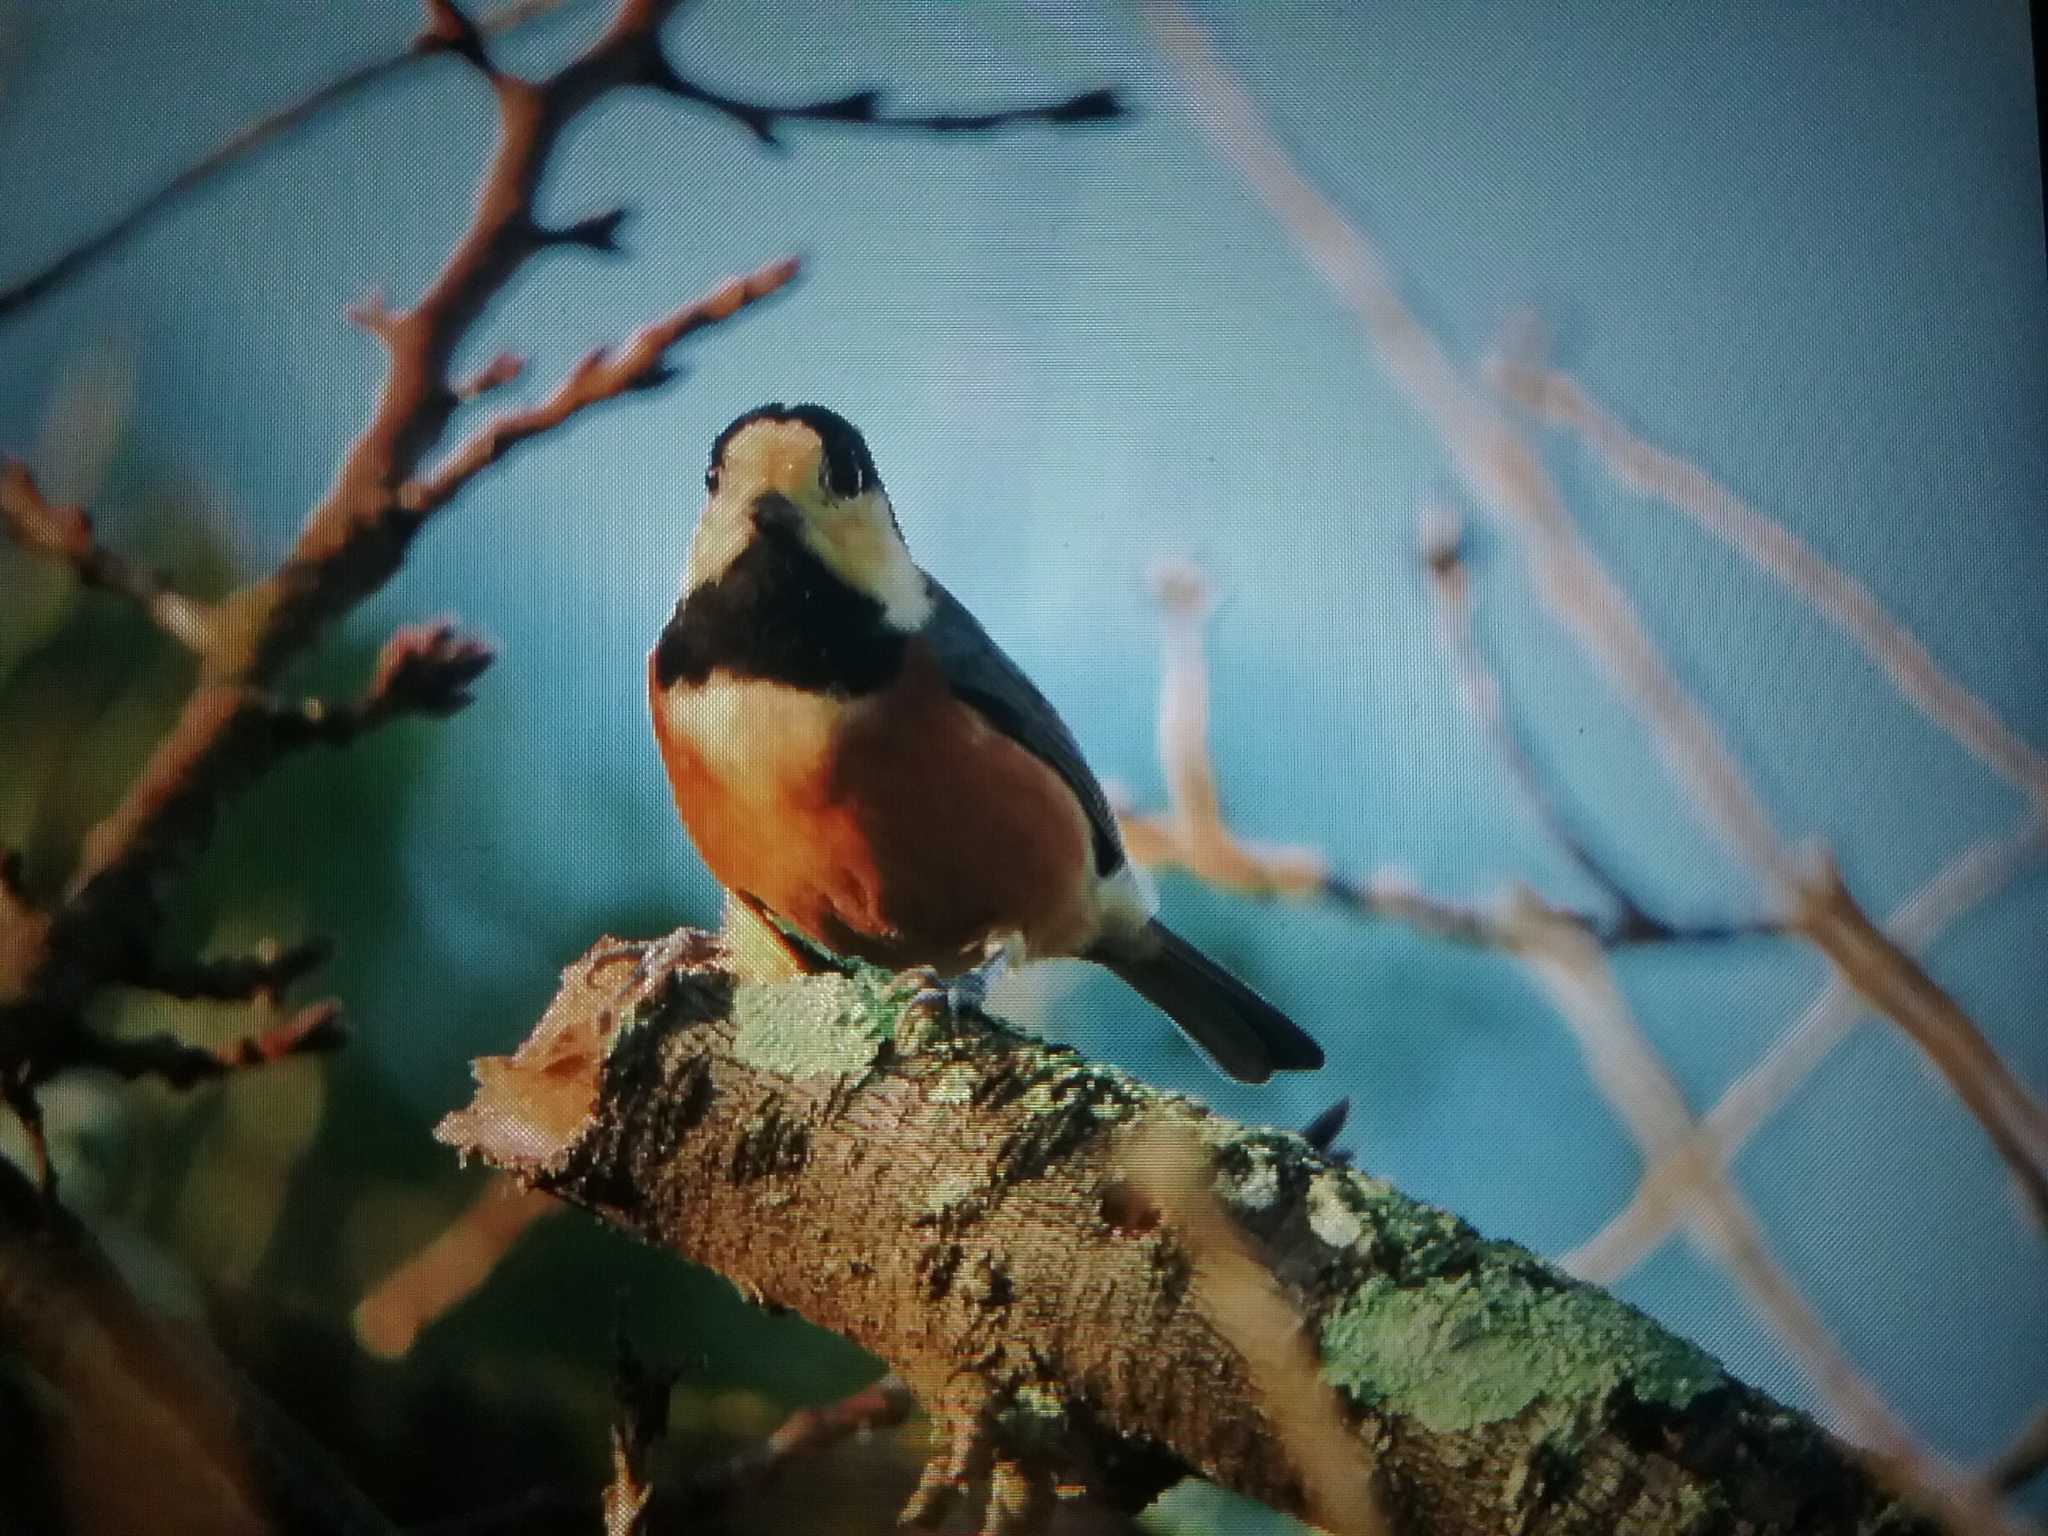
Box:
[653,661,1099,972]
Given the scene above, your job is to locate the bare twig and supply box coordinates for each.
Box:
[1117,557,1772,949]
[643,62,1124,150]
[1143,0,2048,1228]
[76,998,346,1089]
[1420,501,1780,945]
[1489,359,2048,808]
[1568,815,2048,1282]
[272,622,497,745]
[1,459,215,650]
[1985,1404,2048,1496]
[0,0,800,1144]
[125,934,334,1001]
[0,0,575,324]
[352,1177,559,1358]
[401,257,801,515]
[0,1,1122,325]
[690,1375,916,1503]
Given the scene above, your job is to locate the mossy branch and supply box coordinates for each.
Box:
[439,933,1934,1536]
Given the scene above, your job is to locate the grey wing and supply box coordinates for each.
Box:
[922,579,1126,876]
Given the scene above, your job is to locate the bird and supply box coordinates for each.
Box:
[646,403,1323,1084]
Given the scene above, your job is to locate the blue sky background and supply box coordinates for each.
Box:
[2,0,2043,1524]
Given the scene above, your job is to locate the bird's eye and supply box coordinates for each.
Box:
[704,465,720,495]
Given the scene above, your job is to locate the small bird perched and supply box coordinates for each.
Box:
[648,403,1323,1083]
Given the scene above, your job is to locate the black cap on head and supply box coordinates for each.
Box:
[710,403,880,498]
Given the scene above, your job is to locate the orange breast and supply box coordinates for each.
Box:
[649,645,1097,972]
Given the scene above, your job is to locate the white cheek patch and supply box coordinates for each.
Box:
[798,494,934,632]
[663,671,844,793]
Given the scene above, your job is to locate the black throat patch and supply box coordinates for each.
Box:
[653,513,911,695]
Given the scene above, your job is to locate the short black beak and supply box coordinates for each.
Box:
[749,491,802,530]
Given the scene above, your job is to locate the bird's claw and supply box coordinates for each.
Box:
[903,950,1007,1020]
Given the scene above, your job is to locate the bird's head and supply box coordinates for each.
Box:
[686,403,931,629]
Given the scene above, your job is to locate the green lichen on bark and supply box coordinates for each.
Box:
[729,970,904,1080]
[1320,1270,1723,1434]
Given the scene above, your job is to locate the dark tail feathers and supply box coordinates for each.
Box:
[1094,920,1323,1084]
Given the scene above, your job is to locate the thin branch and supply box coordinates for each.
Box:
[692,1376,917,1504]
[352,1177,560,1358]
[125,934,335,1001]
[1502,899,2028,1536]
[1116,558,1773,949]
[1788,853,2048,1223]
[1985,1405,2048,1496]
[1420,499,1776,943]
[75,997,346,1090]
[1489,357,2048,808]
[0,0,576,324]
[401,255,801,515]
[0,459,216,651]
[642,57,1124,150]
[1143,0,2048,1229]
[1567,815,2048,1282]
[275,621,497,744]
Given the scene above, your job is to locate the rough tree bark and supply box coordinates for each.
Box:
[440,932,1936,1536]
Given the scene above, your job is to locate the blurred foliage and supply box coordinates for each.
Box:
[0,359,903,1531]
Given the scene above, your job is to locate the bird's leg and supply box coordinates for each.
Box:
[906,939,1012,1018]
[725,890,840,981]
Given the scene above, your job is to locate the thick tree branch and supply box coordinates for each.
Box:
[0,1158,398,1535]
[440,934,1940,1536]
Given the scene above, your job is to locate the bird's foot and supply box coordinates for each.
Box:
[903,950,1009,1020]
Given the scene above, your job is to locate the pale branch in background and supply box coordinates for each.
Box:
[1487,357,2048,809]
[1417,508,1779,946]
[351,1177,560,1359]
[1501,900,2024,1536]
[1113,558,1768,951]
[441,935,1941,1536]
[0,0,1123,325]
[1141,0,2048,1232]
[1569,815,2048,1283]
